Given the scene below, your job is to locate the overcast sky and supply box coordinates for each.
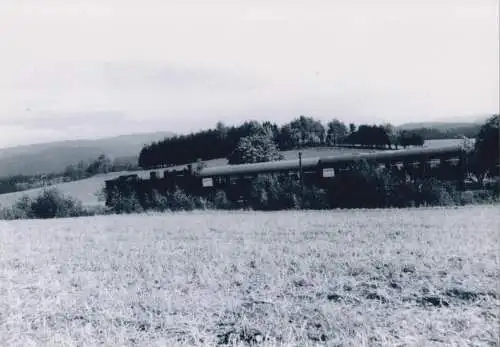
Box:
[0,0,498,148]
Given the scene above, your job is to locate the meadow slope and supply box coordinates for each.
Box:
[0,205,498,346]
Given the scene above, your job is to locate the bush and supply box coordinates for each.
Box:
[105,185,213,214]
[325,161,396,208]
[212,190,233,210]
[0,204,29,220]
[302,186,330,209]
[14,195,33,215]
[166,187,197,211]
[27,189,86,218]
[459,191,476,205]
[248,174,301,210]
[106,187,144,214]
[192,196,213,210]
[0,188,89,220]
[458,189,497,205]
[100,162,498,216]
[322,161,468,208]
[140,190,169,212]
[383,180,417,207]
[416,179,459,206]
[484,177,500,198]
[83,205,110,216]
[246,174,333,210]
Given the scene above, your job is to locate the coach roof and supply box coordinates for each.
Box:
[199,157,320,177]
[199,145,464,177]
[319,144,464,165]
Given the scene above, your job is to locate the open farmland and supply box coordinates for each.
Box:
[0,205,498,346]
[0,139,464,209]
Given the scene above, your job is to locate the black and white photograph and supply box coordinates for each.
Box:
[0,1,499,346]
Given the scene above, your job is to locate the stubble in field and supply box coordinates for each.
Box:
[0,206,498,346]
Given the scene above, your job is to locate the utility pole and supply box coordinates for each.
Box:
[299,151,304,209]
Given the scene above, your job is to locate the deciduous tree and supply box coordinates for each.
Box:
[472,114,499,182]
[227,133,284,165]
[326,119,348,145]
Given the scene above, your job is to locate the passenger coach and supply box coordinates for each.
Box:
[105,144,467,206]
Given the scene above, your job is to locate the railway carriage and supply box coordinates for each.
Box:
[105,144,468,206]
[317,144,465,182]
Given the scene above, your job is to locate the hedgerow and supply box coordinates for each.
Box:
[1,166,498,220]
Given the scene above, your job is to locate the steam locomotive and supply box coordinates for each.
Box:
[104,144,467,206]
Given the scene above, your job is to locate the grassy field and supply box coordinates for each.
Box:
[0,139,464,209]
[0,205,498,346]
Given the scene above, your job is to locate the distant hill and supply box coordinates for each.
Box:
[398,115,490,131]
[396,120,483,140]
[397,121,480,131]
[0,131,174,177]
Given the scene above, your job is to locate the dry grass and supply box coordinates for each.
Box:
[0,205,498,346]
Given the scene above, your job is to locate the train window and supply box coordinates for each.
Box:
[202,177,213,187]
[429,159,440,168]
[322,168,335,178]
[215,176,227,185]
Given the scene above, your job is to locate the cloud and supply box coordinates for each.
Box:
[1,61,262,92]
[100,62,263,91]
[0,110,128,129]
[0,0,497,147]
[0,61,268,127]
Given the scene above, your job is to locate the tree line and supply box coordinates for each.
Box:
[138,116,431,168]
[403,125,481,140]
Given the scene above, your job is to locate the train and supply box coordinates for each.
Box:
[104,144,468,207]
